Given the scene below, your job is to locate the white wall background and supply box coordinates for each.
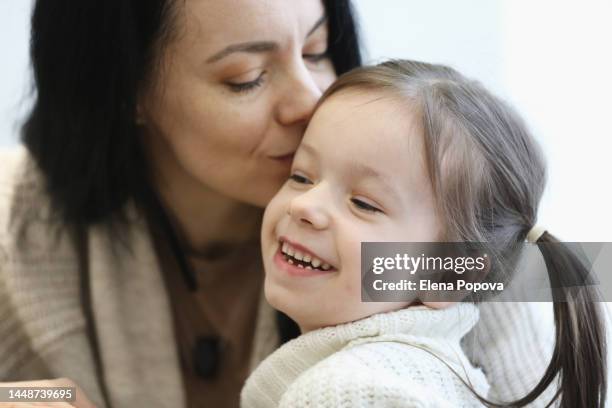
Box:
[1,0,611,240]
[0,0,32,148]
[354,0,612,241]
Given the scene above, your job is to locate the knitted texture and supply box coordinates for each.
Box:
[241,304,490,407]
[461,302,558,406]
[0,147,280,408]
[2,148,570,407]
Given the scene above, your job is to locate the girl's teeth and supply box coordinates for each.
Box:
[297,264,304,268]
[281,242,332,270]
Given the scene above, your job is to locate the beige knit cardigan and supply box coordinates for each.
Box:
[0,147,556,407]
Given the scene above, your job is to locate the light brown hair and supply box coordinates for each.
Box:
[318,59,607,408]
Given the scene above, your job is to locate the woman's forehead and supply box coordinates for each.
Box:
[175,0,326,50]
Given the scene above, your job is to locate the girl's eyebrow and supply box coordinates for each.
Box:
[347,163,401,203]
[300,143,401,202]
[206,14,327,64]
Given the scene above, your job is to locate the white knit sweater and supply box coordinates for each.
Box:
[241,303,490,407]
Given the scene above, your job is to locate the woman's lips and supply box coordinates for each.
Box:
[273,246,336,277]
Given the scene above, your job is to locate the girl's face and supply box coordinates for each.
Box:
[141,0,336,206]
[261,91,444,332]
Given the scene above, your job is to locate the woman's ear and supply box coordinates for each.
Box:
[135,102,147,125]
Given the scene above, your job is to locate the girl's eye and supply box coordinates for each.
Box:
[226,72,266,93]
[303,51,329,63]
[289,173,312,184]
[351,198,382,213]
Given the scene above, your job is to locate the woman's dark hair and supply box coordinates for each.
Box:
[22,0,362,225]
[318,60,607,407]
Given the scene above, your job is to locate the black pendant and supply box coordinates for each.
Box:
[193,336,221,379]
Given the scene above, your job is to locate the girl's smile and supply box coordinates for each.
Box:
[261,90,442,332]
[273,236,338,277]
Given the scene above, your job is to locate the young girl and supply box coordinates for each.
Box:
[240,60,607,407]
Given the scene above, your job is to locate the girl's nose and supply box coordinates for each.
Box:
[276,63,322,127]
[288,187,330,230]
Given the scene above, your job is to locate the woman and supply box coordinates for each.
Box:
[0,0,554,407]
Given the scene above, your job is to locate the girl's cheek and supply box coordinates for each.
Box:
[343,279,357,298]
[268,185,290,210]
[266,189,293,234]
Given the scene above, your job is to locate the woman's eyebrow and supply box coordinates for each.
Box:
[206,14,326,64]
[206,41,278,64]
[306,15,328,38]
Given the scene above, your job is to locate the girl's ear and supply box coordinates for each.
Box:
[421,301,456,309]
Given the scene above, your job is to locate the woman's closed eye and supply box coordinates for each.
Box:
[226,72,266,93]
[303,51,329,63]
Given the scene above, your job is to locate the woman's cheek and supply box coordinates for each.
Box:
[313,66,337,92]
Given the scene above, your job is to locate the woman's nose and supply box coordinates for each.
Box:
[276,63,322,127]
[288,187,330,230]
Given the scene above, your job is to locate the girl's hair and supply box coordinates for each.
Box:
[22,0,362,226]
[318,60,607,408]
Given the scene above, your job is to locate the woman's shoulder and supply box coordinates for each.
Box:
[0,146,53,231]
[0,147,85,378]
[0,144,152,268]
[0,146,45,191]
[0,144,81,277]
[0,146,72,263]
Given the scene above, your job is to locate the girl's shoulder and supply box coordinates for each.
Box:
[280,348,455,408]
[280,338,489,408]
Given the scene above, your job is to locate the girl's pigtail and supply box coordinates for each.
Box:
[529,231,607,408]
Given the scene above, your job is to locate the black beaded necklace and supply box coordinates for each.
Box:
[147,188,198,292]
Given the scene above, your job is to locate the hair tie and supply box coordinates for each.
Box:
[526,225,547,243]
